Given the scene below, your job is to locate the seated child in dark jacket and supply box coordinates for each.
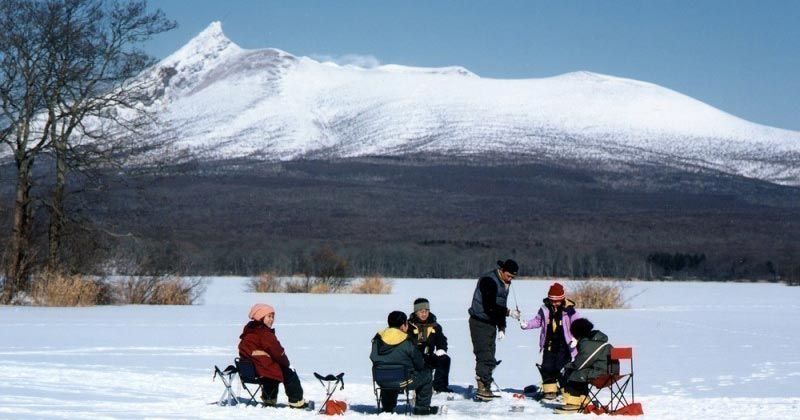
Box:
[558,318,614,413]
[370,311,439,416]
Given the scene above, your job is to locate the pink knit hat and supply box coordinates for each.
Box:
[248,303,275,321]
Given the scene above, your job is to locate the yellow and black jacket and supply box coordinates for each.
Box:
[370,327,426,374]
[407,312,448,357]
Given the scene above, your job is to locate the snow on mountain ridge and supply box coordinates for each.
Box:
[145,22,800,185]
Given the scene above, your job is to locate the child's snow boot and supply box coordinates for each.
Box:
[288,399,310,409]
[542,382,559,400]
[553,393,588,414]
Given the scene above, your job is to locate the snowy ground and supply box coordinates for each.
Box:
[1,278,799,419]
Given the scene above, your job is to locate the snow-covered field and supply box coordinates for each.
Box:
[1,278,799,418]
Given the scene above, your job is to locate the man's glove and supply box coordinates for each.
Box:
[434,349,447,357]
[509,308,521,320]
[497,330,505,341]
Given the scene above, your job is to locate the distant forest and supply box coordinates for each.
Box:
[3,157,799,284]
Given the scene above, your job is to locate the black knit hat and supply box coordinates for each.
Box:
[497,259,519,275]
[387,310,408,328]
[570,318,594,340]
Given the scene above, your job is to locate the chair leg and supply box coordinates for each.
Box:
[374,382,381,412]
[608,376,632,412]
[219,374,237,406]
[241,382,262,406]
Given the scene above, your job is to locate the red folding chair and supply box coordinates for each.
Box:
[581,347,643,415]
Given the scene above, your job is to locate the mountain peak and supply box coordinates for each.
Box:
[185,21,237,53]
[199,21,224,37]
[160,21,240,68]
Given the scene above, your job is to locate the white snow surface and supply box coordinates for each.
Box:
[1,277,799,419]
[138,22,800,185]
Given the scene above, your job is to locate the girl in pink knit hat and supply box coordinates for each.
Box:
[519,282,581,400]
[238,303,309,409]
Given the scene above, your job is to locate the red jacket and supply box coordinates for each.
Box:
[238,321,290,381]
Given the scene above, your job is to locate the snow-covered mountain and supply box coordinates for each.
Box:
[143,22,800,185]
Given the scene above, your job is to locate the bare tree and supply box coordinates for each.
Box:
[39,0,175,271]
[0,0,175,302]
[0,0,55,302]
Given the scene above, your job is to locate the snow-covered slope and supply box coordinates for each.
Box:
[144,22,800,185]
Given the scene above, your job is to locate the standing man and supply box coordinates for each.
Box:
[468,259,521,401]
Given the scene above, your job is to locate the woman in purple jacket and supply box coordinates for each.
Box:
[519,282,580,400]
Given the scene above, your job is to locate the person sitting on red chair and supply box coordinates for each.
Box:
[555,318,613,414]
[238,303,309,409]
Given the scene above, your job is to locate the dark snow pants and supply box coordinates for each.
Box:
[564,380,589,397]
[469,317,497,384]
[540,346,572,386]
[380,369,433,412]
[427,353,451,391]
[259,365,304,404]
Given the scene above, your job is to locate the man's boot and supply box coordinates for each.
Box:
[475,376,497,401]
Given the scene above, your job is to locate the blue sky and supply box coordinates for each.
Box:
[145,0,800,131]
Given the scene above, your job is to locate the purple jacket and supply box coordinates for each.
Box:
[521,299,580,358]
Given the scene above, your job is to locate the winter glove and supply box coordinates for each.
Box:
[497,330,506,341]
[509,308,521,320]
[519,318,527,329]
[434,349,447,357]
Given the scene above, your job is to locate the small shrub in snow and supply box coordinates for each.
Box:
[247,272,283,293]
[30,272,105,306]
[114,275,205,305]
[299,246,350,292]
[284,280,310,293]
[351,276,393,294]
[570,279,628,309]
[309,283,331,294]
[151,276,206,305]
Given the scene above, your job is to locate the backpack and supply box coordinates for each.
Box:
[323,399,347,415]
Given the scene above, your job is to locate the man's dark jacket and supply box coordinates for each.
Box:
[468,269,510,331]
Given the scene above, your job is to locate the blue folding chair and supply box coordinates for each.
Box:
[234,357,264,406]
[372,364,413,415]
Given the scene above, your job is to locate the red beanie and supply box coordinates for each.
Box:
[548,283,565,301]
